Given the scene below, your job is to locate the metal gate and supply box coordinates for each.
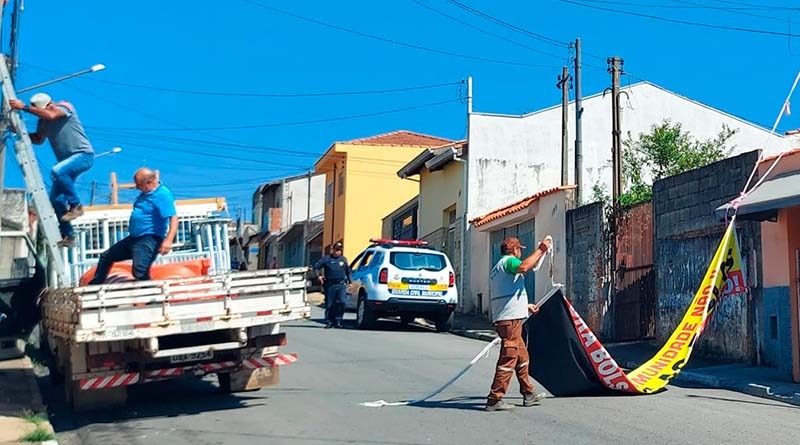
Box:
[614,201,656,340]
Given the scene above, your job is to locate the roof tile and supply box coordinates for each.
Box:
[341,130,452,147]
[470,186,576,227]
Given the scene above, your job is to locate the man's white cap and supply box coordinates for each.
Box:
[30,93,52,108]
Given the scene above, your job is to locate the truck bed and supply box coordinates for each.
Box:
[42,268,311,343]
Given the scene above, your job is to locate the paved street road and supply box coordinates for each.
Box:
[45,307,798,445]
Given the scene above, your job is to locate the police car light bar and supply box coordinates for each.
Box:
[369,238,429,247]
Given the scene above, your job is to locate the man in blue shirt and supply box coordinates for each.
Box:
[10,93,95,247]
[89,168,178,284]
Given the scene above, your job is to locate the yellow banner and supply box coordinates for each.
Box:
[626,221,745,393]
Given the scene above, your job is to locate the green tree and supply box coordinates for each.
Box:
[619,120,737,207]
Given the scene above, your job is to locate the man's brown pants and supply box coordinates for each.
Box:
[487,318,534,403]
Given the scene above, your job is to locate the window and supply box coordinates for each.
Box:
[390,252,446,271]
[326,182,334,205]
[338,171,345,196]
[356,250,375,271]
[391,205,418,240]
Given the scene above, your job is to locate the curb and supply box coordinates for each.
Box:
[450,329,497,342]
[622,361,800,407]
[9,357,58,445]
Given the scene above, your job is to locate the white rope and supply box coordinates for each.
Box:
[361,337,501,407]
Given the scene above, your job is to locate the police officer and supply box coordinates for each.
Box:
[314,242,351,329]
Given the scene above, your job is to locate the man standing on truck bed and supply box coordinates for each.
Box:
[314,242,351,329]
[89,168,178,284]
[9,93,95,247]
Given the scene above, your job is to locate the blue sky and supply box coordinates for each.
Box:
[3,0,799,217]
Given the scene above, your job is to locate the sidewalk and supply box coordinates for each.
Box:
[449,312,800,407]
[0,356,57,444]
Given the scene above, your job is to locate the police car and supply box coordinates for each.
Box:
[345,238,458,332]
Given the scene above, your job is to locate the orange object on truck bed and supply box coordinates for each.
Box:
[78,258,212,286]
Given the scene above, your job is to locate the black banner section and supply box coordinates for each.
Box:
[527,287,617,397]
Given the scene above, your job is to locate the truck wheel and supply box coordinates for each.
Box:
[434,313,454,333]
[356,295,376,330]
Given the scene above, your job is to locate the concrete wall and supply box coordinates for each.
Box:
[281,174,326,232]
[418,161,464,239]
[0,189,31,280]
[467,82,796,219]
[653,151,762,363]
[566,202,608,337]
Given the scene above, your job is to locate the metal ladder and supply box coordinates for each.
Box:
[0,54,68,286]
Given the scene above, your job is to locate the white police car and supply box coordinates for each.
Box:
[345,238,458,332]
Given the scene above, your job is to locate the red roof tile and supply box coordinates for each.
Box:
[759,147,800,164]
[470,186,576,227]
[340,130,452,147]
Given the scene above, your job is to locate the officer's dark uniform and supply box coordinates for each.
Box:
[314,242,351,328]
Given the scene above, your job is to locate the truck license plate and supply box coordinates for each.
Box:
[169,351,213,364]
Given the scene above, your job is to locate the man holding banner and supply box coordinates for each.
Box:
[485,236,551,412]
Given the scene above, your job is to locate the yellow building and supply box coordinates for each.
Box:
[314,130,452,260]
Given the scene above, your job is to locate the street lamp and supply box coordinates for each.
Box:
[95,147,122,158]
[17,64,106,94]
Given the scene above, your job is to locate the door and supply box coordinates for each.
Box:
[347,250,375,309]
[345,251,365,310]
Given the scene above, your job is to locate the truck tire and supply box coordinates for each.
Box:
[434,312,454,333]
[218,372,232,393]
[356,295,376,330]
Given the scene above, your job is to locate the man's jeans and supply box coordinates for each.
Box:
[324,283,347,324]
[50,152,93,237]
[89,235,162,284]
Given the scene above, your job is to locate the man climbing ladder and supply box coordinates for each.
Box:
[10,93,95,247]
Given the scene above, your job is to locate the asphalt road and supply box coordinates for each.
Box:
[44,307,799,445]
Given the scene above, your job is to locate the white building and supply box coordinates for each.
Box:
[463,80,798,316]
[253,173,326,269]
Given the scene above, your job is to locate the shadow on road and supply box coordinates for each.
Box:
[685,394,799,410]
[39,375,267,434]
[411,396,486,411]
[302,316,435,333]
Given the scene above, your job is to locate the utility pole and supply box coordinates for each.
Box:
[90,181,96,206]
[573,38,583,206]
[558,66,571,187]
[607,56,624,317]
[608,56,624,206]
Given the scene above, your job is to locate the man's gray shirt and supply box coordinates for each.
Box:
[38,103,94,161]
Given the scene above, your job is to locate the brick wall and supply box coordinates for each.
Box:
[653,150,762,362]
[566,202,609,337]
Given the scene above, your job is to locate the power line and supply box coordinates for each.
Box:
[669,0,800,24]
[409,0,567,60]
[19,63,463,98]
[575,0,797,10]
[90,98,464,132]
[707,0,800,11]
[558,0,800,37]
[444,0,568,47]
[241,0,560,69]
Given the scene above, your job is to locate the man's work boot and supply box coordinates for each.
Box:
[57,236,75,248]
[523,392,546,407]
[324,322,334,329]
[61,205,84,222]
[485,399,514,412]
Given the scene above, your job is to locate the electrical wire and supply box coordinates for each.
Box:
[668,0,800,24]
[241,0,560,69]
[443,0,569,47]
[409,0,568,60]
[557,0,800,37]
[18,62,462,98]
[89,98,465,132]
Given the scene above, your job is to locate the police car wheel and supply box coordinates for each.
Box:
[434,312,454,333]
[356,295,376,330]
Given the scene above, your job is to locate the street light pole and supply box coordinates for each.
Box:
[17,64,106,94]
